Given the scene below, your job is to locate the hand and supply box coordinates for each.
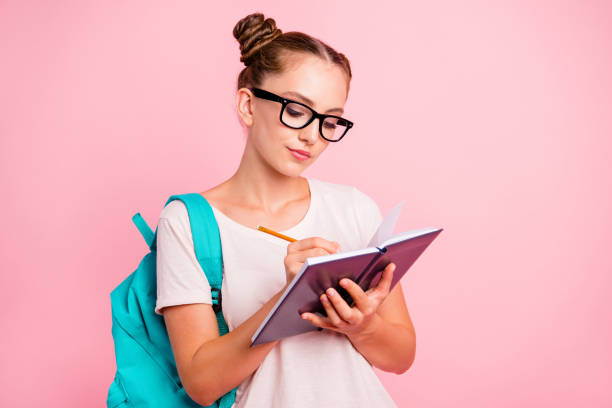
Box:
[301,262,396,338]
[284,237,340,285]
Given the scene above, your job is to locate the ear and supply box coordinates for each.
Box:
[236,88,255,127]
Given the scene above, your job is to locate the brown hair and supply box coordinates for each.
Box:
[233,13,352,92]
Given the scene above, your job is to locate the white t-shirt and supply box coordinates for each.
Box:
[155,177,397,407]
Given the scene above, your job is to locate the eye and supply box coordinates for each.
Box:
[323,122,337,129]
[286,106,304,117]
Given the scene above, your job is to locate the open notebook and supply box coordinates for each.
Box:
[250,201,443,347]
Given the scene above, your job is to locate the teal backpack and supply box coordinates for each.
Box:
[107,193,237,408]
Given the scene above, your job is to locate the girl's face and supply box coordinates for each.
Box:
[239,54,349,177]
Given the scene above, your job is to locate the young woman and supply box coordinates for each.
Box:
[154,12,416,407]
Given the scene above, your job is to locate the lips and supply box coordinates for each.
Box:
[287,147,311,158]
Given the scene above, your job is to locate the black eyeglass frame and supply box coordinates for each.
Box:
[249,87,353,142]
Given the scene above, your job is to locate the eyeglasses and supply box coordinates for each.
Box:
[250,87,353,142]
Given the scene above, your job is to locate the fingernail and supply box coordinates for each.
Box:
[327,288,335,296]
[340,279,348,287]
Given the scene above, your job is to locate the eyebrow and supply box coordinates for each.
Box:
[281,91,344,115]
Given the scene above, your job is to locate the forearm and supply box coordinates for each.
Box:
[346,313,416,374]
[189,285,287,405]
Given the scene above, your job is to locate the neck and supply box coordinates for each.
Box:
[224,141,309,214]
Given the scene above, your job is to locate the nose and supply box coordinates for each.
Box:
[298,117,320,144]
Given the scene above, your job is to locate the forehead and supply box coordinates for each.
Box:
[260,54,348,111]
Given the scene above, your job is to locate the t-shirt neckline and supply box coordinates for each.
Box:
[207,177,317,239]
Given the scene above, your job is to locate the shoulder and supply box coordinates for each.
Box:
[351,186,380,213]
[158,200,194,239]
[310,177,380,214]
[309,177,355,203]
[159,199,189,224]
[311,177,380,211]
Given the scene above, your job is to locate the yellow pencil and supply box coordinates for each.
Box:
[256,225,297,242]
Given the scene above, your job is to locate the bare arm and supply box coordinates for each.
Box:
[162,283,288,406]
[347,317,415,374]
[163,236,339,406]
[301,263,417,374]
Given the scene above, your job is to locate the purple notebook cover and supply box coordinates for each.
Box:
[250,227,443,347]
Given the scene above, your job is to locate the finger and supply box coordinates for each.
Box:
[339,278,370,312]
[325,287,356,324]
[374,262,396,295]
[286,248,329,267]
[301,312,333,330]
[300,247,334,260]
[290,237,340,254]
[320,293,346,327]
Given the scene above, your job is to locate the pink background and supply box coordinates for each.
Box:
[1,1,610,406]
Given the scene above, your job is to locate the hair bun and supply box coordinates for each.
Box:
[233,13,282,66]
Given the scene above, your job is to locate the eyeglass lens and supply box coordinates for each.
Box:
[282,102,349,141]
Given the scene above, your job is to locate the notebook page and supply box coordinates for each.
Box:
[368,201,405,247]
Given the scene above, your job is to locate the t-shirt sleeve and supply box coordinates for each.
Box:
[352,187,384,248]
[155,200,212,315]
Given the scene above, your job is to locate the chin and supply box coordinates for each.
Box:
[282,166,307,178]
[279,160,310,178]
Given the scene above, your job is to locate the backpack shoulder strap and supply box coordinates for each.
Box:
[150,193,227,320]
[132,212,155,248]
[144,192,236,407]
[152,193,223,287]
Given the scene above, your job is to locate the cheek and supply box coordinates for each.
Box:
[251,124,293,160]
[255,109,287,141]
